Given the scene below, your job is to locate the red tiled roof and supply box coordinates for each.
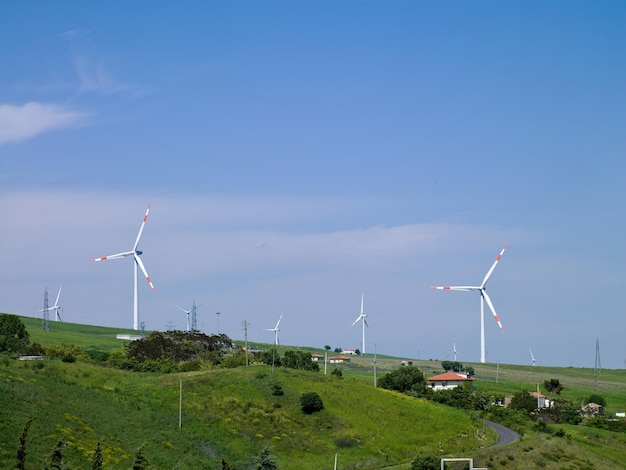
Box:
[427,371,473,382]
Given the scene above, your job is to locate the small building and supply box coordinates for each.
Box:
[329,356,351,364]
[531,391,550,408]
[311,353,324,362]
[341,349,358,355]
[400,360,413,366]
[427,371,473,390]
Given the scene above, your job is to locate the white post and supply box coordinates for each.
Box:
[334,453,338,470]
[324,351,327,375]
[179,378,182,429]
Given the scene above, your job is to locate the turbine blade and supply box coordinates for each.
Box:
[134,253,155,291]
[177,306,191,314]
[364,318,369,328]
[90,251,133,262]
[431,285,480,291]
[361,294,364,316]
[133,203,151,252]
[481,244,508,288]
[482,290,504,332]
[54,287,62,306]
[351,315,362,326]
[275,314,283,329]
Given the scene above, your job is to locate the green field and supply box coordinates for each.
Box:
[1,314,625,469]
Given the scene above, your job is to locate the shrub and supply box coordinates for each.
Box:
[300,392,324,414]
[585,394,607,407]
[411,454,439,470]
[270,381,284,396]
[331,368,343,379]
[379,366,427,396]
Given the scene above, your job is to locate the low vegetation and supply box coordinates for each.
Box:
[1,314,625,469]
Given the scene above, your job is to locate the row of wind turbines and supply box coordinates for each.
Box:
[82,204,514,364]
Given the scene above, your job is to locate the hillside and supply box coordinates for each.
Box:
[1,315,625,469]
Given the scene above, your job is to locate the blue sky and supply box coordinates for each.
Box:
[1,1,624,369]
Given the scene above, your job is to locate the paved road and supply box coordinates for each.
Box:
[482,419,520,447]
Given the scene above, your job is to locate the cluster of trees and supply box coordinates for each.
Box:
[257,349,320,372]
[440,360,474,376]
[104,330,237,372]
[378,365,429,397]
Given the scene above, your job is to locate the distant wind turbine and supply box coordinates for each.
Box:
[41,286,63,322]
[177,300,203,332]
[351,294,368,354]
[529,347,536,366]
[432,244,508,364]
[266,314,283,345]
[90,204,155,330]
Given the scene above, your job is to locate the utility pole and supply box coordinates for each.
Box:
[216,311,221,334]
[242,320,249,367]
[373,343,377,388]
[594,337,602,390]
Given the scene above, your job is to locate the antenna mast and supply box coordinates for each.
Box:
[594,337,602,390]
[42,287,50,331]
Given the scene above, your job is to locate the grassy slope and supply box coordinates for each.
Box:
[2,315,625,469]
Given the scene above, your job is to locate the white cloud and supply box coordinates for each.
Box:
[0,102,88,145]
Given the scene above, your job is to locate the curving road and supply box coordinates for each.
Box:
[482,419,520,447]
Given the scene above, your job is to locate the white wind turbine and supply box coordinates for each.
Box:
[177,300,203,332]
[453,338,458,362]
[41,286,63,321]
[432,244,508,364]
[529,347,537,366]
[351,294,368,354]
[90,204,155,330]
[266,314,283,345]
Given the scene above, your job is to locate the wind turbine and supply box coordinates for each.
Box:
[453,338,458,362]
[432,244,508,364]
[90,203,155,330]
[177,301,203,332]
[529,347,536,366]
[266,314,283,345]
[351,294,368,354]
[41,286,63,322]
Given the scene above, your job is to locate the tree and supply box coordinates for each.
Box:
[283,350,319,372]
[379,366,427,396]
[15,418,33,470]
[300,392,324,414]
[411,454,439,470]
[508,390,537,416]
[256,443,278,470]
[132,445,150,469]
[0,314,29,353]
[324,345,331,351]
[91,441,103,470]
[46,440,65,470]
[586,394,607,407]
[544,378,564,395]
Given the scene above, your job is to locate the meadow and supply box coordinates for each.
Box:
[1,315,625,469]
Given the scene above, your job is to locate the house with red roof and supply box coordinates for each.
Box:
[427,371,473,390]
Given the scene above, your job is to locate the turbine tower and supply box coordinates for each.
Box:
[351,294,368,354]
[432,244,508,363]
[40,286,63,322]
[266,314,283,345]
[90,203,155,330]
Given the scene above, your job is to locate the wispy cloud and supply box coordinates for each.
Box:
[0,102,88,145]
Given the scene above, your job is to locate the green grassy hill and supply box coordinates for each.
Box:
[1,315,625,469]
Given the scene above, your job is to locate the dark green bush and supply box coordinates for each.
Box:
[300,392,324,414]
